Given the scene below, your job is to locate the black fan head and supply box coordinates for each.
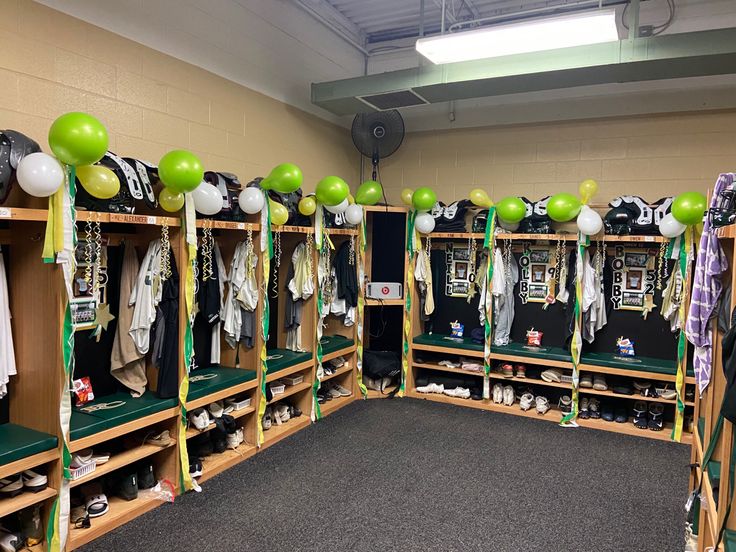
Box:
[351,110,405,160]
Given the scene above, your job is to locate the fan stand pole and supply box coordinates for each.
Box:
[371,152,379,181]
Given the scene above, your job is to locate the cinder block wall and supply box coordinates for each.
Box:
[378,112,736,205]
[0,0,358,196]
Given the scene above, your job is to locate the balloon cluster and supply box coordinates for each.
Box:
[396,186,438,234]
[546,179,602,236]
[658,192,706,238]
[17,112,111,198]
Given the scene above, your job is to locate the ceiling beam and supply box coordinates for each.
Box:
[292,0,366,48]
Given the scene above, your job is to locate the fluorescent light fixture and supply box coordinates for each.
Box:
[416,9,619,65]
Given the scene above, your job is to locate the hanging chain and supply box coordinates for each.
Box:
[91,214,102,296]
[272,230,282,298]
[160,224,171,282]
[656,241,667,290]
[348,234,355,266]
[200,220,215,282]
[426,235,432,256]
[594,240,604,279]
[503,238,513,292]
[305,232,314,280]
[469,238,478,281]
[245,229,254,281]
[320,237,333,300]
[84,218,94,286]
[553,238,563,282]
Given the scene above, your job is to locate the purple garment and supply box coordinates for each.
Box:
[686,173,733,393]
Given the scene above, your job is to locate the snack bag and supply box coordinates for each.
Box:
[526,328,543,347]
[72,377,95,406]
[450,320,464,338]
[617,337,635,356]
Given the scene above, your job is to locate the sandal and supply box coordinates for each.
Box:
[535,396,550,415]
[648,403,664,431]
[85,494,109,518]
[588,398,601,419]
[579,397,590,419]
[658,385,676,400]
[633,402,648,429]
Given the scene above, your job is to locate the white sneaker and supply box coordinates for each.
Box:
[226,429,244,449]
[502,385,515,406]
[417,383,444,394]
[492,383,503,404]
[519,392,534,411]
[364,377,380,391]
[0,531,22,552]
[535,396,550,415]
[443,386,470,399]
[188,408,211,431]
[332,383,352,397]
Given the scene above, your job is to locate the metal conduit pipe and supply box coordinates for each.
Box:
[447,0,626,32]
[293,0,370,55]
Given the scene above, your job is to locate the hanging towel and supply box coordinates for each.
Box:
[129,240,162,354]
[0,247,16,399]
[110,242,147,397]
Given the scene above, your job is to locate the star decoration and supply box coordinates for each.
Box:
[94,303,116,336]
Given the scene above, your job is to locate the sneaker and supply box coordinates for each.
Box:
[443,386,470,399]
[325,384,342,399]
[316,390,327,404]
[188,408,211,431]
[416,383,444,394]
[226,429,244,449]
[492,383,503,404]
[323,365,335,376]
[0,530,22,552]
[0,475,23,498]
[109,471,138,501]
[579,374,593,388]
[330,356,346,368]
[559,395,573,415]
[588,398,601,419]
[579,397,590,419]
[519,392,534,411]
[501,364,514,378]
[364,376,380,391]
[262,407,273,430]
[502,385,515,406]
[535,396,550,415]
[515,365,526,378]
[592,375,608,391]
[189,458,203,479]
[145,430,173,447]
[541,369,562,383]
[332,383,351,397]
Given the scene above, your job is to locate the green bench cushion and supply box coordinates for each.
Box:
[70,411,111,441]
[320,335,354,355]
[0,424,57,466]
[72,391,177,436]
[580,352,693,377]
[413,333,482,352]
[725,529,736,551]
[188,366,257,401]
[491,342,571,363]
[266,348,312,375]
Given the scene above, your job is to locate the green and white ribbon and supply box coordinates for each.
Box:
[312,212,326,421]
[178,195,199,492]
[482,207,497,400]
[400,211,417,397]
[257,192,273,446]
[356,212,368,398]
[45,167,76,552]
[561,232,587,427]
[671,228,692,442]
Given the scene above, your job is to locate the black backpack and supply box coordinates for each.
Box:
[363,350,401,396]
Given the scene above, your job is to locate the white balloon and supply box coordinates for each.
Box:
[16,152,64,197]
[576,205,603,236]
[498,219,520,232]
[191,182,222,215]
[324,198,348,214]
[659,212,686,238]
[415,212,435,234]
[345,204,363,226]
[238,187,264,214]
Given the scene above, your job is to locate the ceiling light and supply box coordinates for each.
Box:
[416,9,620,65]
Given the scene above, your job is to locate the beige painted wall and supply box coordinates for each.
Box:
[379,111,736,205]
[0,0,357,203]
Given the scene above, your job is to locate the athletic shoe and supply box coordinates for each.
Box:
[592,375,608,391]
[519,392,534,411]
[443,386,470,399]
[502,385,515,406]
[515,365,526,378]
[492,383,503,404]
[535,396,550,415]
[332,383,351,397]
[416,383,444,394]
[226,429,244,449]
[188,408,211,431]
[145,430,173,447]
[325,385,341,399]
[330,356,346,368]
[189,458,203,479]
[579,374,593,388]
[108,472,137,501]
[363,376,380,391]
[70,449,94,469]
[262,407,273,430]
[316,390,327,404]
[541,369,562,383]
[559,395,573,415]
[0,530,22,552]
[501,364,514,378]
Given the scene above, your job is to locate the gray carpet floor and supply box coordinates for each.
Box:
[79,398,690,552]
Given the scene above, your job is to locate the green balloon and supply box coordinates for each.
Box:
[48,112,109,166]
[412,187,437,211]
[315,176,349,206]
[355,180,382,206]
[547,192,582,222]
[496,196,526,223]
[268,163,303,194]
[672,191,707,225]
[158,150,204,194]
